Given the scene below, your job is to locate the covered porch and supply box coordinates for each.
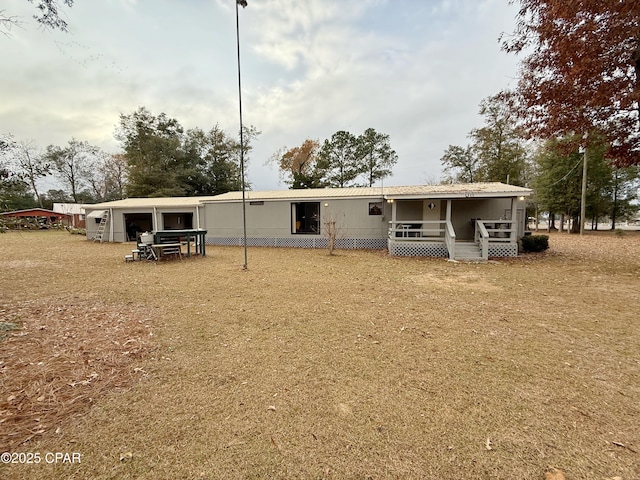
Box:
[386,185,530,260]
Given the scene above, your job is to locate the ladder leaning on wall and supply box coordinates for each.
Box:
[93,211,109,242]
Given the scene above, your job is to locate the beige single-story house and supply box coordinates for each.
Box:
[84,182,532,260]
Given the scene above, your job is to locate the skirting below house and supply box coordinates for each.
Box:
[387,241,449,257]
[488,243,518,257]
[205,237,518,258]
[206,237,388,250]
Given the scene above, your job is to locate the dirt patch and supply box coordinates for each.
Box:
[2,260,44,269]
[407,271,501,293]
[0,298,155,451]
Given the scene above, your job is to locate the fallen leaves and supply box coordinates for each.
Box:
[0,299,155,451]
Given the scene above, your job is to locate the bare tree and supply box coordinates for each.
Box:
[1,1,74,35]
[322,212,345,256]
[11,140,50,207]
[86,153,128,201]
[44,139,98,203]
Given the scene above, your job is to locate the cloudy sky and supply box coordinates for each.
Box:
[1,0,522,191]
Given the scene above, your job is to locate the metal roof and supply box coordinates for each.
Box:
[83,196,220,210]
[53,203,85,215]
[82,183,532,209]
[0,208,70,216]
[204,183,532,202]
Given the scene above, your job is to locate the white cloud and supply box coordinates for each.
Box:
[0,0,521,190]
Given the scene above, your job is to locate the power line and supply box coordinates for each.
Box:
[548,157,583,187]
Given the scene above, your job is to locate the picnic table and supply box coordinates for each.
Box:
[125,229,208,262]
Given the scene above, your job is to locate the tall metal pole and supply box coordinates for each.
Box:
[580,146,588,236]
[235,0,248,269]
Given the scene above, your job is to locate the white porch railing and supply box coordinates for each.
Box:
[388,219,518,259]
[475,221,489,260]
[476,220,515,241]
[388,220,446,240]
[388,220,456,259]
[475,219,516,260]
[444,220,456,260]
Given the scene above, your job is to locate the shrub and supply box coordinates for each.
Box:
[67,227,86,235]
[520,234,549,253]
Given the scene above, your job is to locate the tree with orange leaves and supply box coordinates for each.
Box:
[273,139,326,189]
[502,1,640,166]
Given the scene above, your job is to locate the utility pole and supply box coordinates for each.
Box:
[235,0,248,268]
[580,146,588,235]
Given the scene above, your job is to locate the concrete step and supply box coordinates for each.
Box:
[453,242,483,261]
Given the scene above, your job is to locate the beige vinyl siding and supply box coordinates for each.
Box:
[206,197,389,239]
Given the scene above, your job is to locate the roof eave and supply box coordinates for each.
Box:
[386,191,533,200]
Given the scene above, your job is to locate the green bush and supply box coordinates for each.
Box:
[67,227,86,235]
[520,234,549,253]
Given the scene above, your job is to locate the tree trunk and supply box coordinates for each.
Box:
[327,221,336,255]
[570,214,580,233]
[29,177,43,208]
[548,212,556,231]
[611,169,619,230]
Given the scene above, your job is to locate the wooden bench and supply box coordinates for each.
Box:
[152,243,183,260]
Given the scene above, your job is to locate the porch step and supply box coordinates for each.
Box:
[454,242,483,261]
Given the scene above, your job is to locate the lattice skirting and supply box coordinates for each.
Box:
[488,243,518,257]
[207,237,519,258]
[206,237,387,250]
[388,241,449,257]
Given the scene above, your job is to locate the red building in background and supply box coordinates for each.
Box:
[0,208,72,226]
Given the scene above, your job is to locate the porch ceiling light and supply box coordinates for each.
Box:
[324,203,329,207]
[387,199,394,203]
[519,196,525,201]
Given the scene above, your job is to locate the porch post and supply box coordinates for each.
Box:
[153,207,158,231]
[446,200,452,224]
[390,200,397,234]
[510,197,518,242]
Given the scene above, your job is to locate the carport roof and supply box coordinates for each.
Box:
[83,196,220,209]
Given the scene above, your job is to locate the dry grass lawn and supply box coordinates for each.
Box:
[0,230,639,479]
